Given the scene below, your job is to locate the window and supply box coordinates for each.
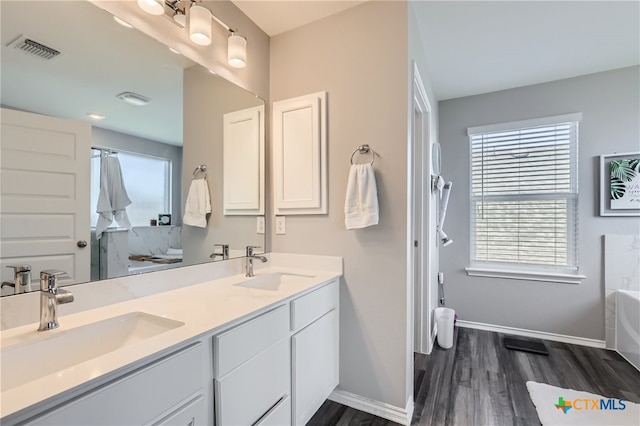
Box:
[91,149,172,227]
[466,113,584,283]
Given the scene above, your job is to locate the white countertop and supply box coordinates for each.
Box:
[0,262,341,421]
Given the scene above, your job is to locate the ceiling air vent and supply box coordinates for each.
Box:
[7,35,62,61]
[116,92,152,106]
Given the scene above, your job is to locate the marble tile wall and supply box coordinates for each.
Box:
[128,226,182,256]
[604,234,640,348]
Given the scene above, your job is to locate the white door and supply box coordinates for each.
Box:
[412,64,435,355]
[1,108,91,292]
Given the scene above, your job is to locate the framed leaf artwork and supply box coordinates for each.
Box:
[600,152,640,216]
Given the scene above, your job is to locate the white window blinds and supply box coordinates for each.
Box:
[468,114,581,273]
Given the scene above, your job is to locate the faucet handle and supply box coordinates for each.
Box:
[246,245,262,256]
[7,264,31,273]
[40,269,67,291]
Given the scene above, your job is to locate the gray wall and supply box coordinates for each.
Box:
[182,66,265,266]
[92,127,183,223]
[439,66,640,340]
[270,0,438,412]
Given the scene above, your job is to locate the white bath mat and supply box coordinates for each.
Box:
[526,381,640,425]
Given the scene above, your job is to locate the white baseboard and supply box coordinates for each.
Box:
[328,389,413,425]
[456,320,606,349]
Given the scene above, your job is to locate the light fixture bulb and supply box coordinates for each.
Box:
[137,0,164,16]
[227,33,247,68]
[173,10,186,27]
[189,4,212,46]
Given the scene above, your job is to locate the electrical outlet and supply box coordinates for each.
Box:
[256,216,265,234]
[275,216,286,234]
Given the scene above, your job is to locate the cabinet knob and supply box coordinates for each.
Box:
[77,240,88,248]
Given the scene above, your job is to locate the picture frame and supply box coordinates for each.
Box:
[599,152,640,217]
[158,214,172,226]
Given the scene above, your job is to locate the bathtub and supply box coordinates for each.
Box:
[616,290,640,372]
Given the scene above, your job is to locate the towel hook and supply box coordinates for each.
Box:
[350,144,376,165]
[192,164,207,178]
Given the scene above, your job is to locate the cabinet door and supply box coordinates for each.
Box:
[273,92,327,215]
[223,105,265,215]
[292,309,339,425]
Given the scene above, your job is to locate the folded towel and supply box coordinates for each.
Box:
[344,163,379,229]
[95,156,131,239]
[183,178,211,228]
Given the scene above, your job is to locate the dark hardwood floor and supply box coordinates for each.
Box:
[307,327,640,425]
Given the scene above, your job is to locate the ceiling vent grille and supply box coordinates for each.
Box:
[7,35,62,61]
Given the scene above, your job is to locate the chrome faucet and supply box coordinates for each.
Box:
[210,244,230,261]
[2,265,31,295]
[38,270,74,331]
[245,246,267,277]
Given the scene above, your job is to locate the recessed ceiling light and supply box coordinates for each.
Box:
[208,69,217,75]
[87,113,105,120]
[113,16,133,28]
[169,47,181,55]
[116,91,151,106]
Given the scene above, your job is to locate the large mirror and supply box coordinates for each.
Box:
[0,0,265,295]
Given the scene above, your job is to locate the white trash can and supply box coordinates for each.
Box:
[435,307,455,349]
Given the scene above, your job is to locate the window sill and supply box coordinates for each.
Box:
[465,267,586,284]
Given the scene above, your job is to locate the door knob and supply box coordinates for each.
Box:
[77,240,88,248]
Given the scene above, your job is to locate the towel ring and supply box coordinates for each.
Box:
[350,145,376,165]
[192,165,207,178]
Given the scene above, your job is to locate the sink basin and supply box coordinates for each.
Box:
[1,312,184,391]
[234,272,315,291]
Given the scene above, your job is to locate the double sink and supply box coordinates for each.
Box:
[0,272,314,392]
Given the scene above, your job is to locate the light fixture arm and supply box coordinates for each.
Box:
[138,0,247,67]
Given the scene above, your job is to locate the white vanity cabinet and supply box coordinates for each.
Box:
[290,280,339,425]
[6,277,341,426]
[24,343,206,426]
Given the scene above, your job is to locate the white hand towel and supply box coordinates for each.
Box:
[183,178,211,228]
[95,156,131,239]
[344,163,379,229]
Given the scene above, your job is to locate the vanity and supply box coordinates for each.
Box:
[0,254,342,426]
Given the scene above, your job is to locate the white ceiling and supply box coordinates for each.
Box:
[233,0,640,100]
[231,0,368,36]
[2,1,637,145]
[1,0,194,146]
[412,1,640,100]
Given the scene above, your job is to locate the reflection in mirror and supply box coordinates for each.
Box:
[432,142,442,175]
[0,0,265,295]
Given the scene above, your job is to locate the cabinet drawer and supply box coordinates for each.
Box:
[257,395,291,426]
[29,343,204,426]
[153,395,205,426]
[214,338,290,426]
[214,305,289,378]
[291,280,338,331]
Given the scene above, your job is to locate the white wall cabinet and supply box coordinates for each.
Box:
[223,105,265,215]
[273,92,327,215]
